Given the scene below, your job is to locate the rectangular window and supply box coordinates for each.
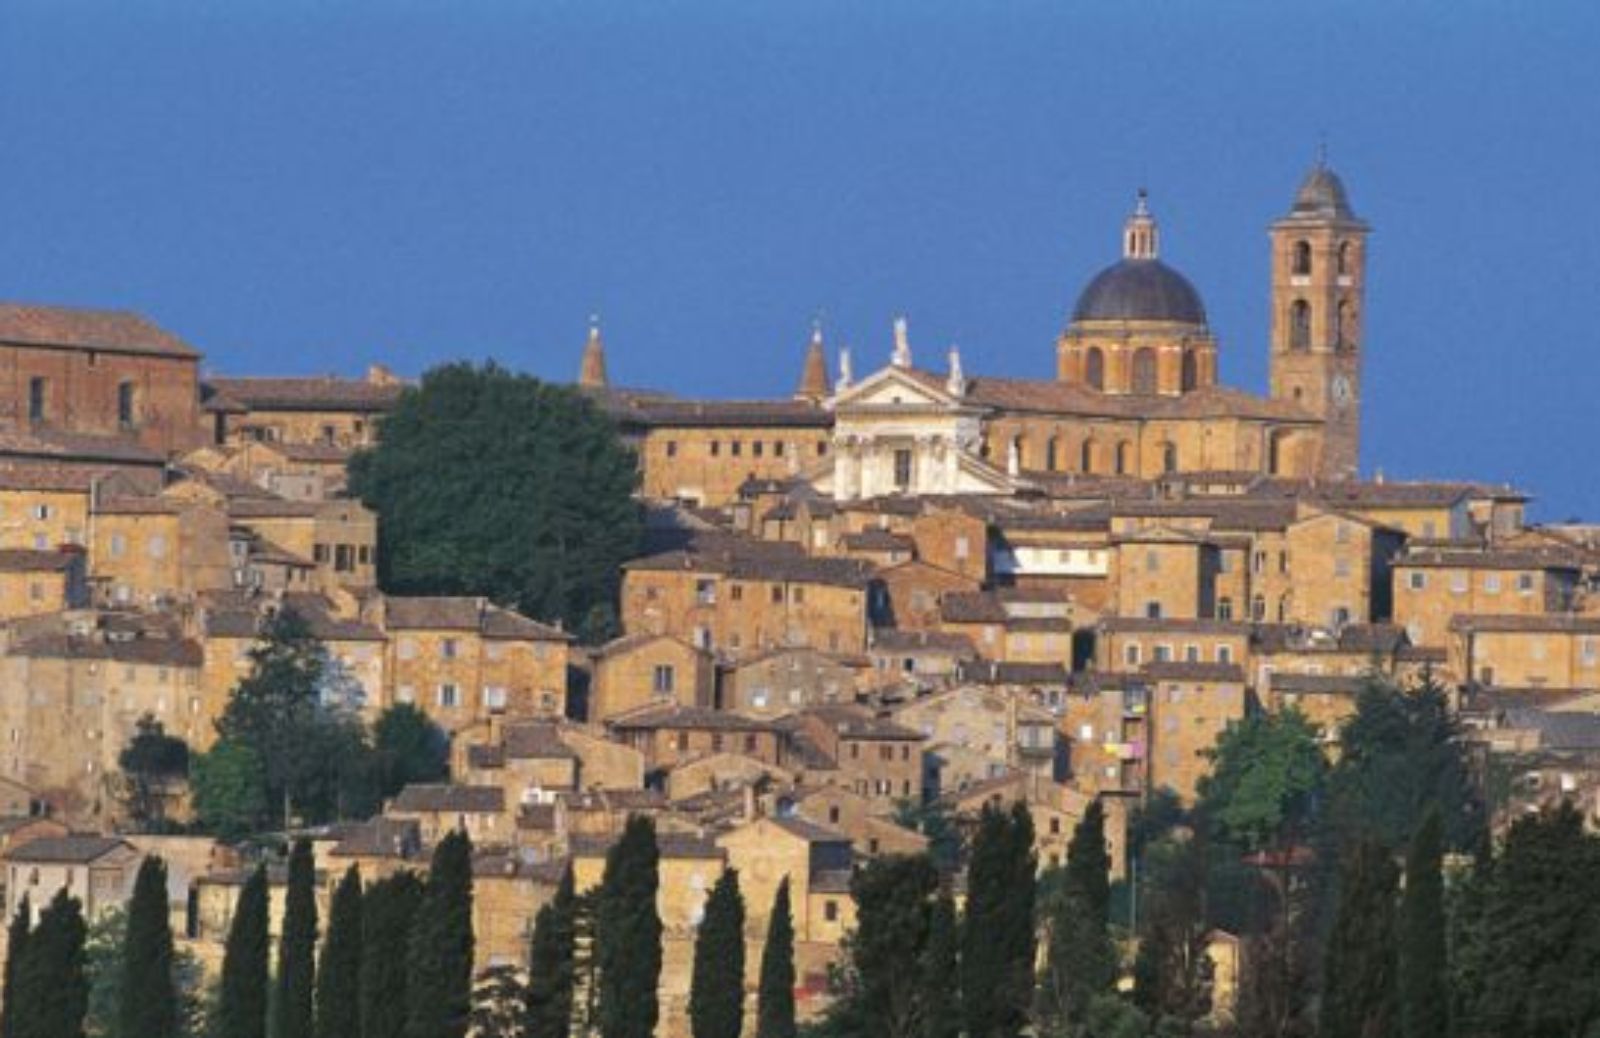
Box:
[710,441,720,457]
[771,586,784,604]
[730,584,743,601]
[1484,574,1502,594]
[731,441,742,457]
[1144,601,1162,619]
[1518,573,1535,594]
[1217,597,1233,621]
[752,441,763,457]
[27,378,45,422]
[441,638,458,660]
[893,449,913,490]
[117,382,136,426]
[1185,644,1200,663]
[652,665,675,694]
[824,900,839,922]
[334,544,354,572]
[1153,644,1172,662]
[1408,572,1426,591]
[954,536,969,560]
[1450,571,1468,594]
[1217,645,1233,664]
[665,441,677,458]
[483,686,507,711]
[1124,644,1141,667]
[774,441,785,457]
[696,579,716,605]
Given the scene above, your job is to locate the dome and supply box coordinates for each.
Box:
[1071,258,1208,325]
[1290,164,1357,220]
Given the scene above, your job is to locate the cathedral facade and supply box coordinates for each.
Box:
[592,161,1369,506]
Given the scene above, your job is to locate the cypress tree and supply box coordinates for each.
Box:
[277,840,318,1038]
[961,805,1009,1038]
[755,878,795,1038]
[317,866,364,1038]
[596,814,662,1038]
[361,871,424,1038]
[689,868,745,1038]
[1,895,30,1038]
[526,865,576,1038]
[1320,836,1400,1038]
[15,889,89,1038]
[120,856,178,1038]
[921,893,960,1038]
[220,865,271,1038]
[1039,800,1115,1033]
[846,853,940,1038]
[1399,810,1448,1038]
[405,831,475,1038]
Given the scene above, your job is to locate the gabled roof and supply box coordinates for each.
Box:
[4,835,133,864]
[0,303,199,359]
[383,596,570,641]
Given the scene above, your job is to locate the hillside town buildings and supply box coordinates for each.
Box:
[0,160,1590,1034]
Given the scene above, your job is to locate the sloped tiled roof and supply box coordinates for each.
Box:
[205,376,404,413]
[383,596,570,641]
[0,303,198,358]
[4,835,131,863]
[391,784,505,814]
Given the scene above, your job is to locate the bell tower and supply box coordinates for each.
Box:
[1269,159,1369,480]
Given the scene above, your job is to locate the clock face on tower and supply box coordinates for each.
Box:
[1332,374,1352,406]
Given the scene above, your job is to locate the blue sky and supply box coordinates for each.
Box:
[3,2,1599,517]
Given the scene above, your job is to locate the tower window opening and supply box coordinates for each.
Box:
[1181,350,1199,392]
[1337,241,1352,275]
[1292,240,1312,276]
[1085,347,1105,391]
[1080,440,1094,474]
[1290,300,1311,350]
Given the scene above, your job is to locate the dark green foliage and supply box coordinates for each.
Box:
[13,889,89,1038]
[86,906,205,1038]
[276,840,319,1038]
[756,878,796,1038]
[920,894,960,1038]
[689,868,745,1038]
[1399,810,1449,1038]
[467,965,527,1038]
[406,831,476,1038]
[118,715,190,830]
[373,704,450,800]
[525,865,576,1038]
[1196,708,1324,852]
[1038,801,1116,1034]
[317,866,364,1038]
[892,798,961,871]
[596,815,663,1038]
[191,739,269,841]
[1131,834,1214,1030]
[347,362,642,636]
[360,871,424,1038]
[220,866,271,1038]
[1459,803,1600,1038]
[121,856,178,1038]
[1,895,28,1038]
[959,802,1035,1038]
[1319,837,1399,1038]
[1328,674,1482,852]
[844,853,942,1038]
[202,609,378,831]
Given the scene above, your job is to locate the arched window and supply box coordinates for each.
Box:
[1045,436,1059,472]
[1180,350,1199,392]
[1115,441,1131,475]
[1080,439,1094,473]
[117,381,136,427]
[1251,595,1266,621]
[1289,300,1311,350]
[1132,348,1157,394]
[1337,241,1352,275]
[1085,347,1105,391]
[1335,301,1353,349]
[1161,442,1178,474]
[1292,240,1312,276]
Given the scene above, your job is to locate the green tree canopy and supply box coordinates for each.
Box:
[373,704,450,800]
[14,889,89,1038]
[347,362,642,638]
[117,716,190,831]
[1197,708,1325,853]
[220,866,270,1038]
[525,865,576,1038]
[844,853,942,1038]
[689,868,745,1038]
[360,871,424,1038]
[317,866,364,1038]
[1319,836,1400,1038]
[1399,809,1449,1038]
[1038,802,1117,1035]
[960,802,1035,1038]
[276,840,318,1038]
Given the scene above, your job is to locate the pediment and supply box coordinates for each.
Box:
[831,365,957,411]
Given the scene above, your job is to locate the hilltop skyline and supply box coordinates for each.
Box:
[3,2,1598,515]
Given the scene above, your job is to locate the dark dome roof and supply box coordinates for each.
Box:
[1290,165,1357,220]
[1071,258,1207,325]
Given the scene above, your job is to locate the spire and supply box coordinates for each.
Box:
[795,321,831,402]
[1123,188,1159,260]
[579,315,608,389]
[891,316,912,368]
[837,345,853,391]
[946,343,965,397]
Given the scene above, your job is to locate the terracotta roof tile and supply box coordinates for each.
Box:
[0,303,198,358]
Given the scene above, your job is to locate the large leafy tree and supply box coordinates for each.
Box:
[202,609,377,831]
[1319,836,1400,1038]
[120,856,178,1038]
[406,831,476,1038]
[689,868,745,1038]
[360,871,424,1038]
[596,815,662,1038]
[1131,832,1214,1030]
[1399,809,1448,1038]
[190,740,269,840]
[13,889,89,1038]
[220,866,270,1038]
[117,716,190,831]
[755,878,796,1038]
[525,865,577,1038]
[1327,674,1481,851]
[317,866,364,1038]
[1197,708,1325,853]
[843,853,942,1038]
[373,704,449,800]
[276,840,319,1038]
[347,362,642,638]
